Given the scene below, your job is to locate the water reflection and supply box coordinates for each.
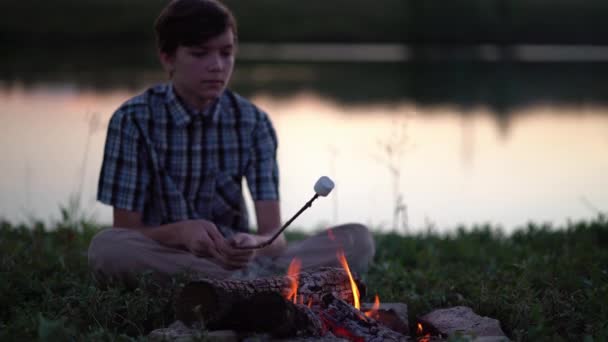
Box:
[256,93,608,231]
[1,81,607,232]
[4,48,608,116]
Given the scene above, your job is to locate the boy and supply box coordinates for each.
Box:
[88,0,374,286]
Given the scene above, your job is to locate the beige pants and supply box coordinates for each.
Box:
[88,223,375,287]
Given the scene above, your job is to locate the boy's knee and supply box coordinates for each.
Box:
[332,223,376,272]
[351,223,376,261]
[88,228,140,285]
[88,228,112,268]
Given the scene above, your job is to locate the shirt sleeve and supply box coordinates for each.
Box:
[97,110,149,212]
[245,109,280,201]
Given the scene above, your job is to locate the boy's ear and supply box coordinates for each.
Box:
[159,50,176,74]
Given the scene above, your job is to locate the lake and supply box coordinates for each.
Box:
[1,50,607,233]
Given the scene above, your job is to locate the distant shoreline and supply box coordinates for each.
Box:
[237,43,608,63]
[5,41,608,63]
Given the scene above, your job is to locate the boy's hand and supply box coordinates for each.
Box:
[230,233,258,248]
[179,219,228,259]
[225,233,258,267]
[179,220,255,270]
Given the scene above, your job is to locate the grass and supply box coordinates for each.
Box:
[1,215,607,341]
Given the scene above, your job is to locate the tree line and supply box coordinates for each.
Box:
[1,0,607,45]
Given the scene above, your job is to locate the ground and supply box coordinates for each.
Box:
[1,215,607,341]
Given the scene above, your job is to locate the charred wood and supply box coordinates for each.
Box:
[216,292,323,337]
[319,294,407,342]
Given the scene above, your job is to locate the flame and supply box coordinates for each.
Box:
[337,250,383,320]
[417,323,431,342]
[337,250,360,310]
[364,294,380,318]
[285,258,301,304]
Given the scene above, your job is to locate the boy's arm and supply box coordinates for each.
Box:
[238,107,284,255]
[251,200,287,256]
[114,208,184,248]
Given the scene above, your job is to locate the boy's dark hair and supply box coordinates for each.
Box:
[155,0,237,55]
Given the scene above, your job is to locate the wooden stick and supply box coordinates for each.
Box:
[235,194,319,250]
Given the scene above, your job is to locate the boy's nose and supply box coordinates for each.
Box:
[207,54,223,71]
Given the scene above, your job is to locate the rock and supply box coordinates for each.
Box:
[379,302,410,335]
[418,306,507,338]
[205,330,240,342]
[362,302,410,335]
[472,336,510,342]
[415,337,507,342]
[271,332,349,341]
[148,321,238,342]
[147,323,348,342]
[148,321,198,342]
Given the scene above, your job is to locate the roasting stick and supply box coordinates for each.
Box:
[235,176,335,250]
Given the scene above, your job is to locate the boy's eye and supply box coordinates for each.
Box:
[221,50,234,57]
[190,50,208,57]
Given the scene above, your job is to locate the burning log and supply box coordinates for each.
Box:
[175,267,366,329]
[205,292,324,337]
[319,293,407,342]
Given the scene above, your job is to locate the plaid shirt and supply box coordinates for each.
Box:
[97,84,279,235]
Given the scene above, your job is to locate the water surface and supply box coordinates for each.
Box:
[1,62,607,232]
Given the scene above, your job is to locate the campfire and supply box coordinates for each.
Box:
[173,178,438,340]
[175,248,417,341]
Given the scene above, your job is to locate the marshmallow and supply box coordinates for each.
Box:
[314,176,335,196]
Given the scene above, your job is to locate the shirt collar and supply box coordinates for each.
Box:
[165,84,222,127]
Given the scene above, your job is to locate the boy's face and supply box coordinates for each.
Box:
[160,29,235,109]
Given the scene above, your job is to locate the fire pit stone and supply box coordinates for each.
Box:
[148,321,238,342]
[361,302,409,335]
[418,306,507,339]
[148,322,352,342]
[269,333,349,341]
